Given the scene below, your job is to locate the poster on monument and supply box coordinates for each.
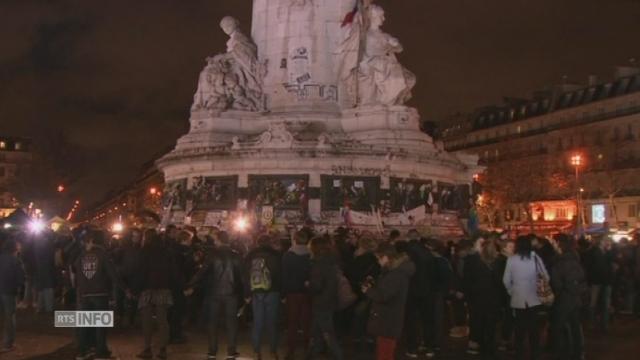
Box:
[389,178,434,213]
[191,176,237,210]
[321,176,380,211]
[437,182,458,212]
[163,179,188,210]
[248,175,309,210]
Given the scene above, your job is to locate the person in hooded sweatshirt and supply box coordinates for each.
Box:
[74,230,127,360]
[362,243,415,360]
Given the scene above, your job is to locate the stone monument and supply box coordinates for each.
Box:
[158,0,481,236]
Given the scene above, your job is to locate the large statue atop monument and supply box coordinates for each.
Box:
[159,0,481,236]
[337,2,416,107]
[192,16,266,112]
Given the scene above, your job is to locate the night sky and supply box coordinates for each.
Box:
[1,0,639,210]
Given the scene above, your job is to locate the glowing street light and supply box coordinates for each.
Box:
[149,187,158,195]
[111,222,125,233]
[57,185,65,193]
[233,216,249,233]
[28,219,45,234]
[570,153,585,234]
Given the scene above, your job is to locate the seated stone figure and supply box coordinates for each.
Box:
[357,5,416,106]
[191,16,265,112]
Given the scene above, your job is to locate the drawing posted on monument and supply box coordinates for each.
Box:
[163,179,188,210]
[248,175,309,211]
[191,176,237,210]
[321,176,380,211]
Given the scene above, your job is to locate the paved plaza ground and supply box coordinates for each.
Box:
[2,310,639,360]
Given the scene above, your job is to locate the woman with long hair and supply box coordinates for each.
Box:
[503,235,549,360]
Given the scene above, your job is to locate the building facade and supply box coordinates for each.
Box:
[0,136,32,216]
[441,66,640,233]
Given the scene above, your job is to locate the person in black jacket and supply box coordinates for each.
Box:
[463,237,504,359]
[0,238,25,353]
[164,225,189,345]
[245,234,282,360]
[346,234,380,348]
[74,230,127,360]
[282,230,312,360]
[584,236,614,332]
[550,234,586,360]
[424,238,452,354]
[395,229,435,358]
[362,243,415,360]
[185,231,244,360]
[307,237,342,360]
[137,229,177,360]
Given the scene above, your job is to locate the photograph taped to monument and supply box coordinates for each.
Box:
[191,176,238,210]
[321,176,380,211]
[163,179,188,210]
[437,181,458,212]
[248,175,309,210]
[389,178,434,213]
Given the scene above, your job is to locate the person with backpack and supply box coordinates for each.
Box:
[550,234,586,360]
[307,236,342,360]
[362,243,415,360]
[282,230,312,360]
[185,231,244,360]
[245,235,282,360]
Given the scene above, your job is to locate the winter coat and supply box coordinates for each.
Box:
[118,243,143,292]
[0,253,25,296]
[503,252,549,309]
[189,246,244,299]
[584,246,614,286]
[463,253,504,311]
[346,251,380,298]
[551,251,586,311]
[366,255,415,339]
[396,240,434,298]
[432,253,453,294]
[309,254,339,312]
[34,235,57,290]
[74,246,122,298]
[282,245,311,295]
[139,243,178,291]
[245,245,282,294]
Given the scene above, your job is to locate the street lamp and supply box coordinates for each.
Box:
[570,154,584,233]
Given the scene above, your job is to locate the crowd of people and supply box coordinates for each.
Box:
[0,222,639,360]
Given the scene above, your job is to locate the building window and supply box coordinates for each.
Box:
[629,204,637,218]
[517,125,522,134]
[0,141,5,149]
[14,142,21,150]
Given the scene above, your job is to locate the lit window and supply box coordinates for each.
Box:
[592,204,606,224]
[14,142,21,150]
[0,141,5,149]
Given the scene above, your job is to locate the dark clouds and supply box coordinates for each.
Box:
[1,0,639,209]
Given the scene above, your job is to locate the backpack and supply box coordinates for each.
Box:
[337,270,357,310]
[250,257,272,292]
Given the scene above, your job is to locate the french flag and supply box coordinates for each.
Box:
[341,0,362,27]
